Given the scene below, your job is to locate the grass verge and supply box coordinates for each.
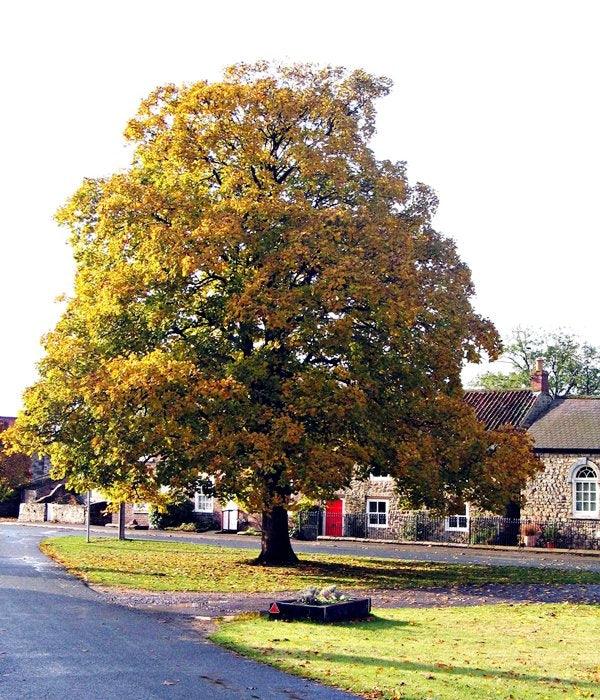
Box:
[211,604,600,699]
[41,536,600,593]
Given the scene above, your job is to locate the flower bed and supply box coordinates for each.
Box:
[268,586,371,622]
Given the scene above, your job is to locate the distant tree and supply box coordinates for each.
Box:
[6,63,540,564]
[477,371,529,391]
[474,328,600,397]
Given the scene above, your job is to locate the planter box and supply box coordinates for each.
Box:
[268,598,371,623]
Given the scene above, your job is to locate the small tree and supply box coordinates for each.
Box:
[0,420,30,501]
[7,63,540,564]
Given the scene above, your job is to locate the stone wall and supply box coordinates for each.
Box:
[47,503,86,524]
[521,453,599,520]
[341,477,404,515]
[18,503,47,522]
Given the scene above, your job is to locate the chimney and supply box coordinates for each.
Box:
[531,357,549,394]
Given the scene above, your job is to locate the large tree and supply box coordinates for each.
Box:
[7,63,540,563]
[475,327,600,397]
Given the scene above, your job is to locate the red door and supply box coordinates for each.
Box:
[325,499,343,536]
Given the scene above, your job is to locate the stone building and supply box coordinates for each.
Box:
[324,360,600,540]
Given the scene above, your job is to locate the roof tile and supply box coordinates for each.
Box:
[528,398,600,451]
[463,390,537,430]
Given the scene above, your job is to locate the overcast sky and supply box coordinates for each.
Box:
[1,0,598,415]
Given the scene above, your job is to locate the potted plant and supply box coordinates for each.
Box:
[268,586,371,623]
[543,523,559,548]
[520,523,541,547]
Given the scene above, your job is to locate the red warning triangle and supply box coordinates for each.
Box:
[269,602,280,614]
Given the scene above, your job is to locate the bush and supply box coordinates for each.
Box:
[149,498,195,529]
[471,525,497,545]
[0,478,15,503]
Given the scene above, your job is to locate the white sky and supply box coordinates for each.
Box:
[1,0,598,415]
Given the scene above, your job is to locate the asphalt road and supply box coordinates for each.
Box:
[0,524,354,700]
[9,519,600,572]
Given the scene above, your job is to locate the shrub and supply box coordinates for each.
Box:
[471,525,497,545]
[543,523,559,543]
[149,498,195,529]
[0,477,15,503]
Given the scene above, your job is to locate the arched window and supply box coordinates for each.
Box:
[573,463,599,518]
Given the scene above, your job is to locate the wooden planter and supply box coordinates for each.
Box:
[268,598,371,623]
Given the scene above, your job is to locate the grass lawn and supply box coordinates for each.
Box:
[41,536,600,593]
[211,604,600,699]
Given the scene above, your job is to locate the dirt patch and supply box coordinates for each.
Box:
[93,582,600,622]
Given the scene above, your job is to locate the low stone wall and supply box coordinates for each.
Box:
[47,503,85,524]
[18,503,47,522]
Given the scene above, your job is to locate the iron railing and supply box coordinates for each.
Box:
[296,510,600,550]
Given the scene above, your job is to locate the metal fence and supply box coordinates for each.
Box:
[296,510,600,550]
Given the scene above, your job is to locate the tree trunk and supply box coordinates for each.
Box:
[255,505,298,566]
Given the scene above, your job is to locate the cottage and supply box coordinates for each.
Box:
[320,359,600,548]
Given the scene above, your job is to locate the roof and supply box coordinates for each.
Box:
[463,390,538,430]
[528,398,600,451]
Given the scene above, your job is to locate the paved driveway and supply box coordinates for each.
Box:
[0,524,353,699]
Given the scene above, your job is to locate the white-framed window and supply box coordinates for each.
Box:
[367,499,388,527]
[445,503,470,531]
[194,488,214,513]
[133,503,149,514]
[573,464,599,519]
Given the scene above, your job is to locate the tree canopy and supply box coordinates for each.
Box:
[475,328,600,397]
[0,420,30,502]
[6,63,540,562]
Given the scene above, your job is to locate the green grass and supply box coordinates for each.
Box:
[41,536,600,593]
[211,604,600,699]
